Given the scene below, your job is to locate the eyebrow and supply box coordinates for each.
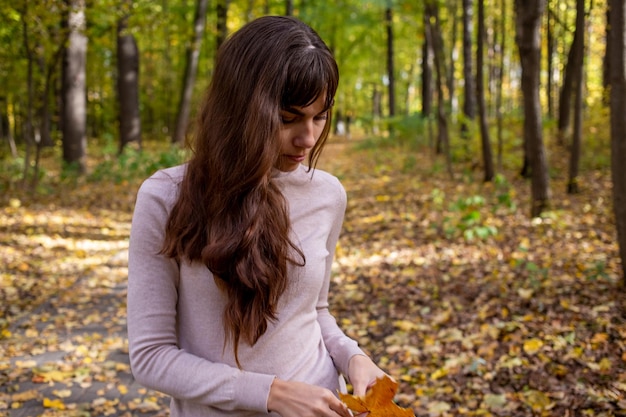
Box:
[282,106,329,116]
[282,107,306,116]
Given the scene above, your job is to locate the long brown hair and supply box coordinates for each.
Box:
[161,16,339,364]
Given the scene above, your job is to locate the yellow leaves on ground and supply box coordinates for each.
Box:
[522,338,544,355]
[339,375,415,417]
[32,367,74,383]
[43,397,66,410]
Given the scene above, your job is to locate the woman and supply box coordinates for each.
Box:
[127,15,386,417]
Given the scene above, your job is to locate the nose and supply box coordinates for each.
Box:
[293,119,317,149]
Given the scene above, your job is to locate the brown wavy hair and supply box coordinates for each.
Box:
[161,16,339,365]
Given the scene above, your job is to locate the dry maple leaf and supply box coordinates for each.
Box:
[339,375,415,417]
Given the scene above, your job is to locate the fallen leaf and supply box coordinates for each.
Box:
[43,397,66,410]
[523,338,544,355]
[339,375,415,417]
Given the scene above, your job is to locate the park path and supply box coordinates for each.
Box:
[2,245,170,417]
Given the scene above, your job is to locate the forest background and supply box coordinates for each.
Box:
[2,0,626,416]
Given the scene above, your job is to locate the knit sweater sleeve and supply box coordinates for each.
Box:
[315,175,366,378]
[127,169,275,413]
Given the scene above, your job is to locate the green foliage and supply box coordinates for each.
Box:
[444,194,498,241]
[356,114,430,151]
[88,144,188,184]
[0,156,25,196]
[493,174,517,212]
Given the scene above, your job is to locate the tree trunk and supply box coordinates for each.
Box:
[217,0,230,50]
[462,0,476,134]
[477,0,495,182]
[385,5,396,118]
[426,1,453,179]
[0,98,17,158]
[372,85,382,135]
[421,13,434,119]
[447,2,459,116]
[546,6,555,118]
[19,4,38,188]
[609,0,626,282]
[172,0,209,145]
[117,11,142,153]
[603,7,612,103]
[557,4,585,147]
[567,0,586,194]
[61,0,88,173]
[285,0,293,16]
[496,0,507,171]
[515,0,550,217]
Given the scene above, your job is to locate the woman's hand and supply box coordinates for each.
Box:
[347,354,388,396]
[268,378,353,417]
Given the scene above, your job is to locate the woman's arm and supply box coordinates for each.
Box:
[315,178,386,393]
[127,171,275,412]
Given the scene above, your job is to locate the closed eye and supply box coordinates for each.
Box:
[314,112,328,121]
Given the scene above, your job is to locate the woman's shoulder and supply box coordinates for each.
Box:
[297,165,342,187]
[136,164,187,205]
[141,164,186,187]
[299,165,347,205]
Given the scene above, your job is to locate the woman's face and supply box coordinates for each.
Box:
[276,94,328,172]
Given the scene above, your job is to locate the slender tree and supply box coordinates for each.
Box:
[217,0,230,50]
[515,0,550,217]
[0,97,17,157]
[558,0,586,146]
[546,4,556,118]
[477,0,495,181]
[20,4,36,186]
[421,11,434,119]
[462,0,476,134]
[567,0,586,194]
[603,6,612,102]
[495,0,507,170]
[61,0,88,173]
[117,1,142,153]
[172,0,209,145]
[385,3,396,118]
[609,0,626,282]
[426,0,454,179]
[447,2,459,116]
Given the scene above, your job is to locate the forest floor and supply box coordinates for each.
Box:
[1,137,626,416]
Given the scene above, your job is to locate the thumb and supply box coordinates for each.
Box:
[351,378,376,397]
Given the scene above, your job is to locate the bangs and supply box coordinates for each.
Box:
[281,48,338,111]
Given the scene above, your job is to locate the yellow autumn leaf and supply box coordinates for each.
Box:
[118,384,129,395]
[591,333,608,344]
[484,393,507,409]
[521,389,553,411]
[430,367,448,380]
[523,338,544,355]
[32,368,73,382]
[11,389,39,402]
[339,375,415,417]
[52,389,72,398]
[15,360,37,369]
[599,357,612,372]
[427,401,451,415]
[43,397,66,410]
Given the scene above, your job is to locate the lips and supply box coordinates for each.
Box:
[285,154,306,163]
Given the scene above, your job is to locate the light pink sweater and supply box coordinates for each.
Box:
[127,164,365,416]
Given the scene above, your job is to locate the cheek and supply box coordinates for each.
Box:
[315,121,327,137]
[278,128,292,150]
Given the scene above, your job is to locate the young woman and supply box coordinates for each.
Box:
[127,15,386,417]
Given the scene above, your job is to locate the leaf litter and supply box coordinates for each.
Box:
[1,140,625,416]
